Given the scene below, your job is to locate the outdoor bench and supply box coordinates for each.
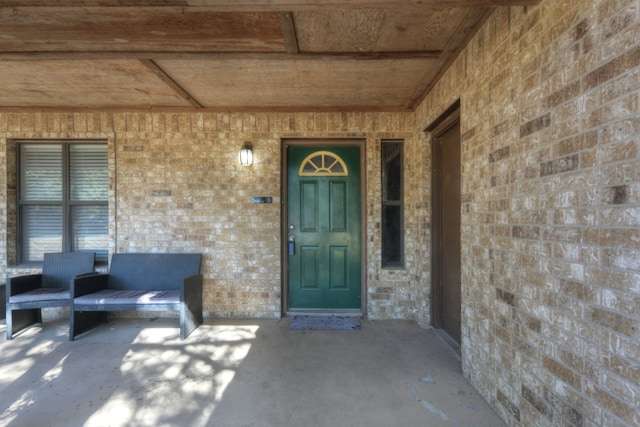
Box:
[70,253,203,341]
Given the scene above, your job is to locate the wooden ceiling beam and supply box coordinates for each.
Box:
[0,0,543,10]
[0,105,413,113]
[188,0,542,8]
[0,1,189,5]
[140,59,204,108]
[278,12,299,54]
[0,51,442,61]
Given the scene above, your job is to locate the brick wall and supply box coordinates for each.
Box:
[1,0,638,424]
[415,0,639,425]
[0,112,421,319]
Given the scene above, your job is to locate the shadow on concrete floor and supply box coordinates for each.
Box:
[0,317,505,427]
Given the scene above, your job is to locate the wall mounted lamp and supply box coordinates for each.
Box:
[238,141,253,166]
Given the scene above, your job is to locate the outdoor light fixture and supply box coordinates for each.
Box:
[238,141,253,166]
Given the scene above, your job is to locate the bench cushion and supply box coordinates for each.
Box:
[74,289,180,305]
[9,288,70,303]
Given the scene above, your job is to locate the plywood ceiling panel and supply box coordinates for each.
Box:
[0,0,542,7]
[156,57,436,109]
[294,9,470,53]
[0,60,192,108]
[0,1,542,111]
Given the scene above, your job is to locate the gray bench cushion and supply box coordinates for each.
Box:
[9,288,70,303]
[74,289,180,305]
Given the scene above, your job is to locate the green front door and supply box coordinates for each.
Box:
[287,145,362,310]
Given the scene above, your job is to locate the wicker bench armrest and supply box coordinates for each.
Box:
[72,273,109,298]
[7,274,43,297]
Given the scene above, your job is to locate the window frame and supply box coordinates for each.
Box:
[381,139,405,269]
[17,140,108,265]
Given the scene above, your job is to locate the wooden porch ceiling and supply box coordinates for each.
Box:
[0,0,540,112]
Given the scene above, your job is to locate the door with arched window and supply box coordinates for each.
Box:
[286,144,362,311]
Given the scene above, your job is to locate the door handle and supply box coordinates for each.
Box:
[288,235,295,256]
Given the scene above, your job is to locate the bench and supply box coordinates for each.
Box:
[70,253,203,341]
[6,252,96,340]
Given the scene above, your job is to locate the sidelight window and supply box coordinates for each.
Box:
[381,140,404,268]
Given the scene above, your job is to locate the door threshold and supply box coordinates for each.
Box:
[287,309,362,317]
[434,328,461,360]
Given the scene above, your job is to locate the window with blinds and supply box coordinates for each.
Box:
[18,141,108,264]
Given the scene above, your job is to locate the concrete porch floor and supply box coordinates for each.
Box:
[0,318,505,427]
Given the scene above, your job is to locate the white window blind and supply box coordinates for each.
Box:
[20,144,63,201]
[70,144,108,201]
[71,205,108,256]
[21,205,63,261]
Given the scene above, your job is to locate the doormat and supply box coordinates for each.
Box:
[290,315,361,331]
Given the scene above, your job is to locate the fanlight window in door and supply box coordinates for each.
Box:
[298,151,349,176]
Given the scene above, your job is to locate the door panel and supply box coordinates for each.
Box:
[330,246,348,289]
[329,182,347,231]
[440,121,461,344]
[300,246,319,289]
[288,145,361,310]
[432,117,462,346]
[301,182,318,231]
